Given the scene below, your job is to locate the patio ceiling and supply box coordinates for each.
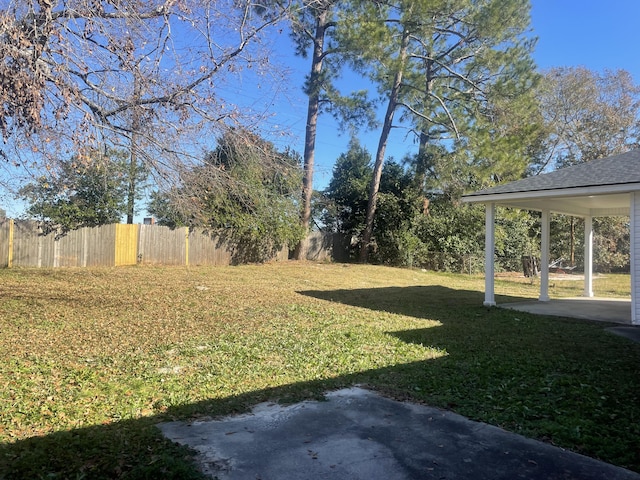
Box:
[473,190,633,218]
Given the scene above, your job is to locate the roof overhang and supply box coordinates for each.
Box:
[462,183,640,217]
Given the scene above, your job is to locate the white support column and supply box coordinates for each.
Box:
[539,209,550,302]
[631,193,639,325]
[484,203,496,307]
[583,216,594,297]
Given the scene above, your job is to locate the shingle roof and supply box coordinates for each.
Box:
[463,149,640,198]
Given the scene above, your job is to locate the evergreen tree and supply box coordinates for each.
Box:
[19,148,133,233]
[334,0,537,261]
[323,138,373,239]
[289,0,376,258]
[323,138,423,264]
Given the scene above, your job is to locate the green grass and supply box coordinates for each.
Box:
[0,264,638,478]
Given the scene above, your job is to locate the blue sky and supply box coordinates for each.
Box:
[272,0,640,192]
[530,0,640,77]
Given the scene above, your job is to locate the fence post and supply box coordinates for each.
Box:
[53,228,60,268]
[82,227,88,267]
[184,227,189,266]
[7,219,14,268]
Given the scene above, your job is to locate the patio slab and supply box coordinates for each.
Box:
[159,386,640,480]
[501,297,632,325]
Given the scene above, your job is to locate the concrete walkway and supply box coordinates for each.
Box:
[159,387,640,480]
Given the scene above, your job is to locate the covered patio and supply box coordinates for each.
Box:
[462,150,640,326]
[501,297,631,324]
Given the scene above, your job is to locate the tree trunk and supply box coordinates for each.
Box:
[293,9,328,260]
[418,57,434,154]
[126,134,137,224]
[415,56,434,192]
[359,27,410,263]
[127,71,141,225]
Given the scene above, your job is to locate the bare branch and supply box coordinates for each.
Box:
[0,0,291,190]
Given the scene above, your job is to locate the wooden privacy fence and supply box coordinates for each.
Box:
[0,220,344,268]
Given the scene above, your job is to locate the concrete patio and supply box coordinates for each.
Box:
[501,297,631,324]
[500,297,640,343]
[159,386,640,480]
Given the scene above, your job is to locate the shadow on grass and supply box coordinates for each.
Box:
[299,284,531,320]
[1,286,639,479]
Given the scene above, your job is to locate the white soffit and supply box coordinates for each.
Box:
[463,187,637,217]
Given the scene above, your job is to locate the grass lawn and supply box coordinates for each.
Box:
[0,263,638,478]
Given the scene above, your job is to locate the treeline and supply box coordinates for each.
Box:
[310,138,631,273]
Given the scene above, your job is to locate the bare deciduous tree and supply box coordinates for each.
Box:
[534,67,640,268]
[0,0,289,194]
[534,67,640,171]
